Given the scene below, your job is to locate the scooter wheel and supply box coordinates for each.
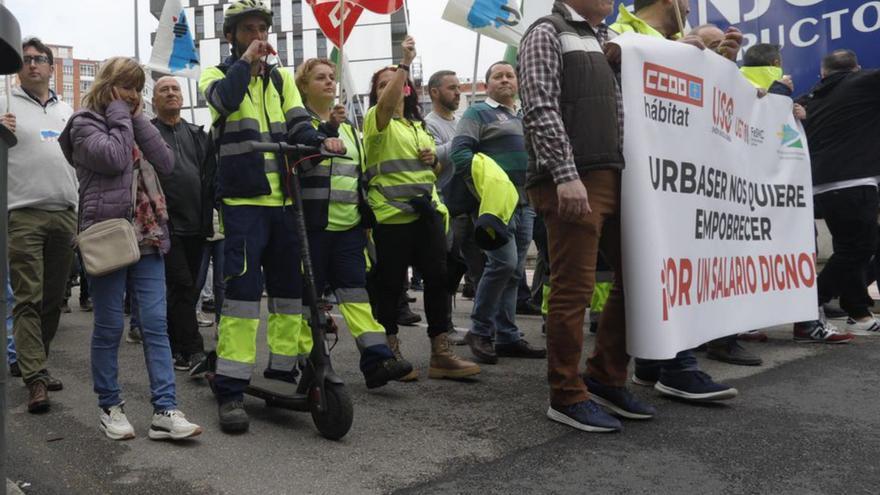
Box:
[310,382,353,440]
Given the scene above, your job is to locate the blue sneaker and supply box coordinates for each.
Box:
[654,370,738,401]
[546,400,622,432]
[584,377,656,420]
[631,366,659,387]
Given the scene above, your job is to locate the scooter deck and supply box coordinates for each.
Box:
[246,376,310,412]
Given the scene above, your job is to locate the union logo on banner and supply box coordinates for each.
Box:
[308,0,364,47]
[308,0,405,48]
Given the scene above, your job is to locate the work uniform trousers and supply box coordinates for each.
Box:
[305,227,394,373]
[529,170,629,407]
[214,205,305,403]
[8,208,76,385]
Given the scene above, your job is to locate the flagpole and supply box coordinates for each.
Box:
[134,0,140,61]
[470,33,481,105]
[187,77,196,123]
[337,0,345,101]
[672,0,685,37]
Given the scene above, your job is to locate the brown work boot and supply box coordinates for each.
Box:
[428,333,481,379]
[27,380,50,414]
[386,335,419,381]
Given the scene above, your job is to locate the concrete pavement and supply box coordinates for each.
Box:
[6,289,879,494]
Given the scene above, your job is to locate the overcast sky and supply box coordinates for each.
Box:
[5,0,510,81]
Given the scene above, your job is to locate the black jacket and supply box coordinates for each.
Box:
[798,70,880,187]
[151,118,217,239]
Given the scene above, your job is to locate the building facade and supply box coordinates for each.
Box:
[149,0,410,128]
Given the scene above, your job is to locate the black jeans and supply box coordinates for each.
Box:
[815,186,879,318]
[164,234,206,356]
[373,215,449,337]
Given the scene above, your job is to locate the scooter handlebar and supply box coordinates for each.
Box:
[246,141,348,160]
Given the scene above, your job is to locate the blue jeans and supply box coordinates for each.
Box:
[635,350,699,377]
[6,276,16,364]
[470,205,536,344]
[127,275,140,330]
[89,254,176,412]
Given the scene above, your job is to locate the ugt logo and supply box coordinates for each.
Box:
[712,87,735,134]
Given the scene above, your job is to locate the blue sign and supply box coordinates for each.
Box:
[169,9,199,73]
[612,1,880,94]
[467,0,519,29]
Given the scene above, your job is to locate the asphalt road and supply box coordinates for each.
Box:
[7,289,880,494]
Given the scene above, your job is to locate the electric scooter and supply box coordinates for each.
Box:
[206,141,354,441]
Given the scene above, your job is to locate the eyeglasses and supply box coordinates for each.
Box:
[23,55,50,65]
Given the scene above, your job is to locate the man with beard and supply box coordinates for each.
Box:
[198,0,345,433]
[424,70,472,345]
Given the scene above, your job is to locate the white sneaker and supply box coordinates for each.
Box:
[844,317,880,336]
[196,311,213,327]
[100,404,136,440]
[149,409,203,440]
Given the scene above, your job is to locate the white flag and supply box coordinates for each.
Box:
[147,0,200,78]
[443,0,562,47]
[330,48,364,129]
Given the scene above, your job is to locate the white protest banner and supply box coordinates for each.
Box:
[147,0,200,78]
[615,33,818,360]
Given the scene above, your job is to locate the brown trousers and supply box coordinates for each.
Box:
[529,170,629,407]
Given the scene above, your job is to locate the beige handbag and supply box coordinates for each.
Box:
[77,169,141,277]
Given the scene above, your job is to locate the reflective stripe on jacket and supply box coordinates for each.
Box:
[300,119,364,231]
[199,58,318,205]
[362,105,448,226]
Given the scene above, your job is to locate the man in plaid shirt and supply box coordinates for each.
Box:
[519,0,647,433]
[520,0,744,433]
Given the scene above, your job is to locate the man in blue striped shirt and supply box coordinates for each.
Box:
[450,61,546,365]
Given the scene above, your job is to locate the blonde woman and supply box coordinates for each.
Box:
[293,58,413,387]
[59,57,202,441]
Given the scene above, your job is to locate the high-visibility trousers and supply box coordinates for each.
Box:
[299,227,394,373]
[214,205,305,402]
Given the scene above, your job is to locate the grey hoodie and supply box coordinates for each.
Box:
[1,86,78,211]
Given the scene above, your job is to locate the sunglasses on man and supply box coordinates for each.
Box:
[23,55,50,65]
